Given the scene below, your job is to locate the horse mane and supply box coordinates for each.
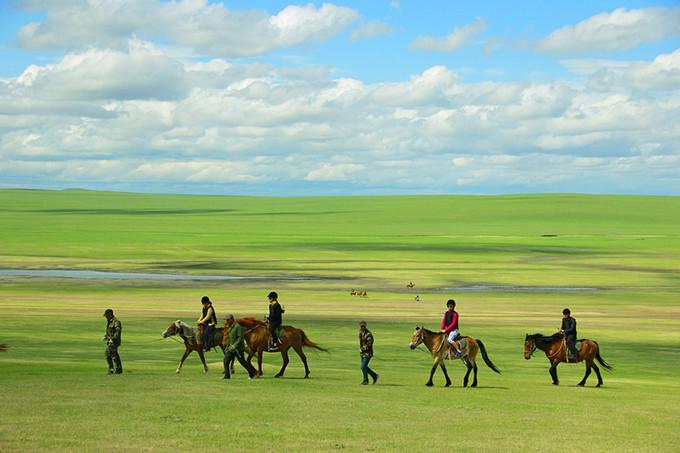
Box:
[237,317,266,328]
[529,333,561,345]
[420,327,442,336]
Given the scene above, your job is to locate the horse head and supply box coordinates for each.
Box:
[409,326,424,349]
[162,320,183,338]
[524,334,537,360]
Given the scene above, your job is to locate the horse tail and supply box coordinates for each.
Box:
[476,339,501,374]
[593,341,613,370]
[299,329,329,353]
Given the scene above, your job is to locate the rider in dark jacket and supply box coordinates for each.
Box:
[560,308,578,361]
[267,291,284,349]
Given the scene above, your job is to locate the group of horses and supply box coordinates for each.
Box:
[160,318,612,387]
[349,289,367,297]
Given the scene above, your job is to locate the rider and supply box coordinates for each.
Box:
[560,308,578,362]
[441,299,462,357]
[266,291,284,351]
[197,296,217,351]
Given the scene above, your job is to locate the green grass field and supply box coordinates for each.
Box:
[1,189,679,452]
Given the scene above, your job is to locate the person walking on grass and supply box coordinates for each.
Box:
[197,296,217,351]
[223,314,257,380]
[359,321,378,385]
[103,308,122,374]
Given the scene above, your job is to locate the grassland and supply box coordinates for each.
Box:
[0,189,679,452]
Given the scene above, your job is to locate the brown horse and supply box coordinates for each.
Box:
[409,326,500,387]
[524,333,612,386]
[162,320,226,374]
[227,318,328,378]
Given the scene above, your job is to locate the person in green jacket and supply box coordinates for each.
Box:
[223,314,257,379]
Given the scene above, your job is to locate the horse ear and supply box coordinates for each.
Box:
[415,326,420,330]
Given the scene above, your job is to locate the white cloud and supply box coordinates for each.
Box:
[305,163,365,181]
[535,6,680,54]
[351,20,393,41]
[411,19,486,52]
[16,1,359,57]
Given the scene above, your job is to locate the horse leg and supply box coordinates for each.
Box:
[463,358,473,387]
[440,363,452,387]
[578,360,592,387]
[176,349,191,374]
[426,357,440,386]
[257,351,264,377]
[592,362,603,387]
[550,361,560,385]
[275,348,290,378]
[292,343,310,378]
[471,361,479,387]
[197,349,208,373]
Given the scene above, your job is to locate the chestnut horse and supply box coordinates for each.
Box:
[226,318,328,378]
[162,320,227,374]
[524,333,612,386]
[409,326,500,387]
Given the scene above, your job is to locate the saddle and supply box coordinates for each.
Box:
[445,336,466,359]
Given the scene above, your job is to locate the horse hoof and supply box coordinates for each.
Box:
[426,382,433,387]
[175,370,180,374]
[596,384,602,388]
[445,383,451,387]
[274,374,282,378]
[552,381,559,386]
[471,383,477,388]
[577,383,585,387]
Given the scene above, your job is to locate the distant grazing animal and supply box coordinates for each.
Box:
[162,320,228,374]
[0,344,9,352]
[524,333,612,386]
[226,317,328,378]
[409,326,500,387]
[350,290,368,297]
[406,282,415,289]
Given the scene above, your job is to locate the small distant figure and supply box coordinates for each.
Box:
[359,321,378,385]
[415,295,420,302]
[406,281,415,289]
[197,296,217,351]
[103,308,123,374]
[267,291,284,351]
[0,343,10,352]
[223,315,257,380]
[560,308,578,362]
[441,299,462,358]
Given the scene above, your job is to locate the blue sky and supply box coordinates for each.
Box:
[1,1,679,195]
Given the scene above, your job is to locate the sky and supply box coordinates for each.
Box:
[0,0,679,196]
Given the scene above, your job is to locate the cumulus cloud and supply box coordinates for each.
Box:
[1,38,680,194]
[535,6,680,54]
[16,0,359,57]
[351,20,393,41]
[411,19,486,52]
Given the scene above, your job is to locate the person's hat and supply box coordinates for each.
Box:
[359,320,367,327]
[103,308,114,317]
[201,296,211,304]
[268,291,278,300]
[446,299,456,307]
[224,314,235,321]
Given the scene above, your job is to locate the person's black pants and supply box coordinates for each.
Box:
[269,322,281,343]
[224,349,256,378]
[105,344,123,373]
[566,335,577,356]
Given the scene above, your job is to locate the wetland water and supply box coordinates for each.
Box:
[0,269,321,281]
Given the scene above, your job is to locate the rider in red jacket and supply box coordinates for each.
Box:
[441,299,462,357]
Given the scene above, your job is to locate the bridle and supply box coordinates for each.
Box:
[524,337,537,358]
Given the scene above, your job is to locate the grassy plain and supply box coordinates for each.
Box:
[0,189,679,452]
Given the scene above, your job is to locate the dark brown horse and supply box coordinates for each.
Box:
[524,333,612,386]
[226,318,328,378]
[162,320,226,374]
[409,326,500,387]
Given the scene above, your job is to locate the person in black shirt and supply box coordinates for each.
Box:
[560,308,578,362]
[267,291,284,350]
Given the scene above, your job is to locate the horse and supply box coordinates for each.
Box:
[406,282,415,289]
[228,318,328,378]
[409,326,500,387]
[350,290,367,297]
[524,333,612,386]
[162,320,228,374]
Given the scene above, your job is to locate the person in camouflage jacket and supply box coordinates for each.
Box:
[103,308,123,374]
